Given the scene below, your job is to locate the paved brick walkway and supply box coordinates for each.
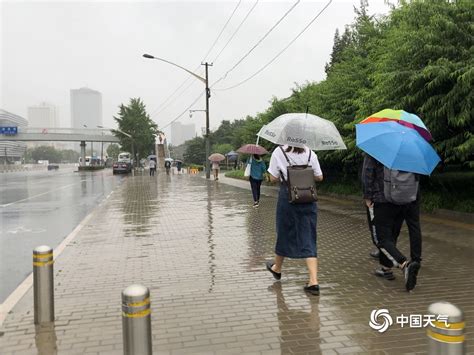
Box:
[0,173,473,354]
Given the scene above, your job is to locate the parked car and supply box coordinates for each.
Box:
[47,164,59,170]
[113,152,132,174]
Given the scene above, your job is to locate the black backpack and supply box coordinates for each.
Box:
[279,147,317,204]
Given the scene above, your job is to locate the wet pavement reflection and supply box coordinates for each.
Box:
[0,171,472,354]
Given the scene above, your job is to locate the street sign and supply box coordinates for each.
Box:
[0,126,18,135]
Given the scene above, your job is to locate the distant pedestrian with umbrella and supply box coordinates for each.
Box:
[238,144,269,207]
[260,112,346,296]
[208,153,225,181]
[357,113,440,292]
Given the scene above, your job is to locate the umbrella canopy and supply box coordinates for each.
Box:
[257,113,346,150]
[147,154,157,160]
[164,158,174,162]
[356,122,441,175]
[237,144,268,155]
[226,150,239,156]
[208,153,225,162]
[360,109,432,142]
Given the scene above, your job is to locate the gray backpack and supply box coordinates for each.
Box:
[383,167,419,205]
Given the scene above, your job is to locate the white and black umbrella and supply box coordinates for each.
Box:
[257,113,346,151]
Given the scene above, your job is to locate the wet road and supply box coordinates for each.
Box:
[0,167,125,302]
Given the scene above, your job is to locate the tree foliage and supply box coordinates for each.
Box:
[25,146,79,163]
[179,0,473,171]
[113,98,158,160]
[106,144,120,160]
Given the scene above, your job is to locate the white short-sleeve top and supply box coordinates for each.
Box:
[267,145,323,181]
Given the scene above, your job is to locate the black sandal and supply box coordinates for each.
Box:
[265,261,281,280]
[304,284,320,296]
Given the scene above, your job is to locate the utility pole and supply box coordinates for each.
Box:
[203,62,213,179]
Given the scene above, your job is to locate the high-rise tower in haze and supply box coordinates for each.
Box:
[171,122,195,146]
[27,102,58,128]
[70,87,102,129]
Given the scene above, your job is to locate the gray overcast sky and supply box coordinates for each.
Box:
[1,0,390,140]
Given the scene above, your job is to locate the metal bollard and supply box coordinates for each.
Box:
[122,285,152,355]
[33,245,55,324]
[427,301,465,355]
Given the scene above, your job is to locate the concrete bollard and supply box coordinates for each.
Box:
[33,246,55,324]
[427,302,465,355]
[122,285,152,355]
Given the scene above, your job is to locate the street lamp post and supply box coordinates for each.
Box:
[143,53,212,179]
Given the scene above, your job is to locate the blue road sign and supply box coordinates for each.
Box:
[0,127,18,135]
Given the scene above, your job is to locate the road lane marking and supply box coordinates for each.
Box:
[0,183,80,208]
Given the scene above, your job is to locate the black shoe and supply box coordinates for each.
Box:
[265,261,281,280]
[304,284,320,296]
[374,267,395,280]
[404,261,421,291]
[370,249,380,258]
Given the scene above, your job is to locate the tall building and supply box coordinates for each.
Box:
[0,109,28,163]
[70,87,102,129]
[171,122,195,146]
[27,102,58,128]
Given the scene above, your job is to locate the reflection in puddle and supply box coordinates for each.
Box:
[270,283,321,354]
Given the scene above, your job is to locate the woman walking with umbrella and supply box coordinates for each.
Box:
[208,153,225,180]
[259,113,346,295]
[238,144,268,207]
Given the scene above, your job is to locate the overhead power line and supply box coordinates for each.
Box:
[149,1,241,121]
[212,0,260,64]
[160,91,204,130]
[213,0,333,91]
[202,0,242,62]
[212,0,301,87]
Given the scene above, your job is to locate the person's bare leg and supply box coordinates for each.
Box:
[306,257,318,286]
[272,255,284,273]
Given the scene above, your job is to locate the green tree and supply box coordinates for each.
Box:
[60,149,80,163]
[369,0,473,167]
[30,146,62,163]
[183,136,206,165]
[212,143,233,155]
[106,144,120,160]
[113,98,158,161]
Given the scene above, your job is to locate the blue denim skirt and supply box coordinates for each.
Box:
[275,185,318,258]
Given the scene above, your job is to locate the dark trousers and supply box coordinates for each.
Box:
[374,201,422,268]
[249,176,262,202]
[149,168,155,176]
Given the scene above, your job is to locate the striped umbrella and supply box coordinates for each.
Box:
[360,109,432,142]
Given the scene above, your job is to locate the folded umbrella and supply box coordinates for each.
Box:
[356,122,440,175]
[237,144,268,155]
[360,109,433,142]
[257,113,346,151]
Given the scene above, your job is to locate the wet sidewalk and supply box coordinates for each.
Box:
[0,173,473,354]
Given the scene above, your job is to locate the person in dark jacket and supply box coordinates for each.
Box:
[248,154,267,207]
[361,154,421,291]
